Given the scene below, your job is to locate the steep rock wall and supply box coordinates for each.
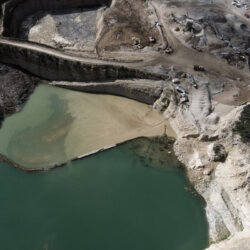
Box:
[0,42,164,82]
[50,80,167,105]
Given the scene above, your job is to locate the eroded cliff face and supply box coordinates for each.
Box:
[50,79,169,105]
[162,93,250,247]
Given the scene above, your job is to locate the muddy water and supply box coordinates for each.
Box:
[0,84,168,168]
[0,138,208,250]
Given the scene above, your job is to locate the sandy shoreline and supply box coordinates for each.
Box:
[0,85,175,169]
[64,90,175,159]
[0,134,176,172]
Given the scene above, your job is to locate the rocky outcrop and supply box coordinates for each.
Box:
[0,63,36,115]
[208,143,227,163]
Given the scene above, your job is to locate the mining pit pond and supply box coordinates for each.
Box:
[0,84,167,169]
[0,137,208,250]
[0,85,208,250]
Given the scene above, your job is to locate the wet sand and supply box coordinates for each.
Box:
[64,90,174,158]
[0,84,174,168]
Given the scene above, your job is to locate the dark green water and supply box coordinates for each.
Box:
[0,138,208,250]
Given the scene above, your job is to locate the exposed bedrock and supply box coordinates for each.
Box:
[164,91,250,246]
[0,41,165,82]
[0,0,111,37]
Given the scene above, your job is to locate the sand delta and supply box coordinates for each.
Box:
[0,85,174,168]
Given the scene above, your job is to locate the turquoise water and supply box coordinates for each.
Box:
[0,138,208,250]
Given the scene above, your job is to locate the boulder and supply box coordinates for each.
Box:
[208,143,228,162]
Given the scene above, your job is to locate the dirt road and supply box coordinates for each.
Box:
[148,1,250,83]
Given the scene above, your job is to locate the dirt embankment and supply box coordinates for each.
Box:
[50,79,169,105]
[161,83,250,248]
[96,0,160,54]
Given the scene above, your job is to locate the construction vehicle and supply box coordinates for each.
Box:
[172,78,180,84]
[187,73,198,88]
[194,65,205,71]
[165,47,173,54]
[176,86,187,94]
[220,52,234,60]
[180,95,189,104]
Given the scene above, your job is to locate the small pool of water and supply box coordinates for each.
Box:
[0,138,208,250]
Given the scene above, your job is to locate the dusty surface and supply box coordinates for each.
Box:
[95,0,161,55]
[17,0,161,58]
[149,1,250,248]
